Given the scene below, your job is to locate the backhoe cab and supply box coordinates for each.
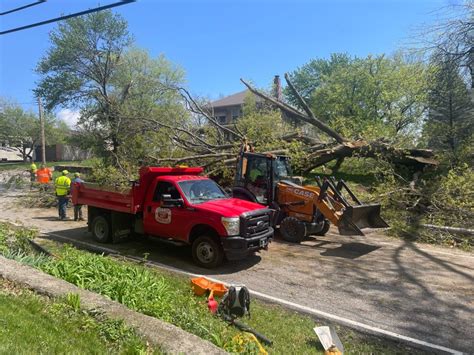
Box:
[232,152,388,242]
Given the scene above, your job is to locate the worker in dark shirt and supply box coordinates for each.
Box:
[71,172,84,221]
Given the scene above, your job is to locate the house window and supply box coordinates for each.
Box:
[217,116,226,124]
[231,107,242,122]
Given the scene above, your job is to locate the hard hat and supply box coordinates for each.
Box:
[74,172,80,177]
[62,170,69,175]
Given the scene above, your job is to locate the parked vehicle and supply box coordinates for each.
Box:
[72,166,273,268]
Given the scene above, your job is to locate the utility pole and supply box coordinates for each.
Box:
[37,97,46,165]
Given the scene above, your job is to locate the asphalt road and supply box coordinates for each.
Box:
[1,189,473,353]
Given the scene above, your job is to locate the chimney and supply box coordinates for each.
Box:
[273,75,282,101]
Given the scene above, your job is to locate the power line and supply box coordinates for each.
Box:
[0,0,46,16]
[0,0,136,35]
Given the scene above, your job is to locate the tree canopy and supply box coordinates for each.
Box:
[286,53,428,143]
[35,11,187,169]
[0,98,68,161]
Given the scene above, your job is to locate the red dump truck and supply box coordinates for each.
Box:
[72,166,273,268]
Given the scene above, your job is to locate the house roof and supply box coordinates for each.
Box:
[211,90,251,108]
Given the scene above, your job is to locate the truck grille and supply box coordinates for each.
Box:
[240,209,271,238]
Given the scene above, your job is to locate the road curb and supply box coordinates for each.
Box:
[38,232,464,355]
[0,255,225,355]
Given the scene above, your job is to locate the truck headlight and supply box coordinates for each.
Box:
[221,217,240,236]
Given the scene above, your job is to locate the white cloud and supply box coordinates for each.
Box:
[57,109,80,128]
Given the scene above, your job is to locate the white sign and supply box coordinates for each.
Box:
[314,326,344,353]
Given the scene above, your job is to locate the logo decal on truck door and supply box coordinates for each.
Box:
[155,207,171,224]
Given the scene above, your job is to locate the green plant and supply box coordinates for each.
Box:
[65,293,81,312]
[1,250,49,267]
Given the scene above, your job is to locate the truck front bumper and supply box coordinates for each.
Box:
[222,228,273,261]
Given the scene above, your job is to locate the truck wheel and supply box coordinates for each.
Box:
[192,235,224,268]
[314,219,330,236]
[280,217,306,243]
[91,215,112,243]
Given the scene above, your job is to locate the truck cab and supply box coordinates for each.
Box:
[73,166,273,268]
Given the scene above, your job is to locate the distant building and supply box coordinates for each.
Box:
[211,90,248,125]
[210,75,282,125]
[34,144,93,162]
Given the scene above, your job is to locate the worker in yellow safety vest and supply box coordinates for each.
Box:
[29,162,37,188]
[55,170,71,220]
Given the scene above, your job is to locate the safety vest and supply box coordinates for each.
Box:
[30,163,37,173]
[249,168,262,181]
[36,168,51,184]
[55,175,71,196]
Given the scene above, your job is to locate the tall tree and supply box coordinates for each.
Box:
[35,10,132,156]
[423,53,474,163]
[35,11,186,167]
[421,1,474,89]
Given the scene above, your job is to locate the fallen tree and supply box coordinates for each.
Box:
[145,74,437,175]
[240,74,438,173]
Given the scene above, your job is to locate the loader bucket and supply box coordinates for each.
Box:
[338,204,389,236]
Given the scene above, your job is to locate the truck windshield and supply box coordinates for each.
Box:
[178,179,227,204]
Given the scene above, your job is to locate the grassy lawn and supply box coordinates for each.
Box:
[0,279,156,354]
[0,222,418,354]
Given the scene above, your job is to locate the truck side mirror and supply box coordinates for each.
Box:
[161,194,184,208]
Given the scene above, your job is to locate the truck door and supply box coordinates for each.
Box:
[143,181,190,241]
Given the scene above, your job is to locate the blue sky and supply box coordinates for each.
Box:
[0,0,447,125]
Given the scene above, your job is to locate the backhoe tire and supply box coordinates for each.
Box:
[280,217,306,243]
[192,235,224,269]
[91,215,112,243]
[314,219,330,236]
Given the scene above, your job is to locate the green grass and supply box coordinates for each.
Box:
[0,222,417,354]
[0,279,156,354]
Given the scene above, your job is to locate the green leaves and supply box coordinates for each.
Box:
[287,53,428,143]
[36,11,187,167]
[422,54,474,164]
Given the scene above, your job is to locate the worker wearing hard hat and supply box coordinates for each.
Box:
[71,172,84,221]
[29,161,37,189]
[55,170,71,220]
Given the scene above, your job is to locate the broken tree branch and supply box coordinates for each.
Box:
[284,73,347,143]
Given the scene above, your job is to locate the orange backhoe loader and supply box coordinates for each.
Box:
[232,151,388,242]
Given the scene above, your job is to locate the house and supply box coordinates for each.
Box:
[210,90,248,125]
[210,75,282,125]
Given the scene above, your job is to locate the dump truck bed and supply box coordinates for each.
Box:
[72,166,204,214]
[73,183,137,214]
